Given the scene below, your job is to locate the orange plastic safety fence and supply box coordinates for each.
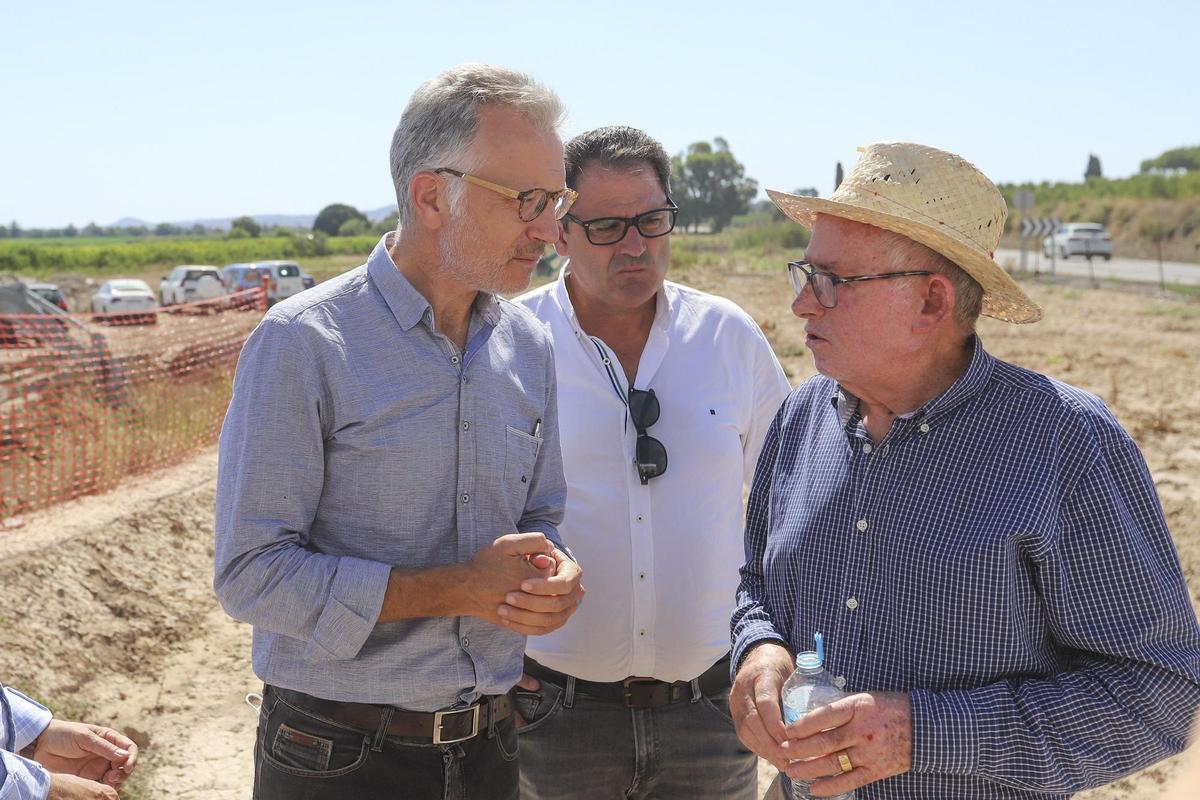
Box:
[0,288,267,523]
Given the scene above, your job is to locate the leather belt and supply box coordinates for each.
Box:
[523,655,731,710]
[268,685,512,744]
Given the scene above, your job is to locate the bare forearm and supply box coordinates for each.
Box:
[378,564,471,622]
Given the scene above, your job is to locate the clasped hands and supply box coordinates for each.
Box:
[31,718,138,800]
[730,643,912,796]
[466,532,584,636]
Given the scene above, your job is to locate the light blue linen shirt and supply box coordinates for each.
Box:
[214,235,566,711]
[1,684,52,800]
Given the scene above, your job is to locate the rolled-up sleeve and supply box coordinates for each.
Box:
[213,316,392,662]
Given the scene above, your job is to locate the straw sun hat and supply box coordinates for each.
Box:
[768,142,1042,324]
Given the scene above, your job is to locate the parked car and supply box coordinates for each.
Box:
[91,279,158,324]
[220,263,266,293]
[301,272,316,290]
[1042,222,1113,260]
[248,260,306,303]
[0,281,72,346]
[160,265,224,305]
[23,281,69,311]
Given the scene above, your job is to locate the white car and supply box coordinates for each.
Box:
[160,265,225,305]
[249,260,306,303]
[91,279,158,324]
[1042,223,1113,260]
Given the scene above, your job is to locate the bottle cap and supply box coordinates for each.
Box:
[795,651,822,669]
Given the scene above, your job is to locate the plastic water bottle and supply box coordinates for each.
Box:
[780,634,854,800]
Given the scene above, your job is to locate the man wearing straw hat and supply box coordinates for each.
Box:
[729,142,1200,798]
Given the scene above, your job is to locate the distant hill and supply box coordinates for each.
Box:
[108,204,398,231]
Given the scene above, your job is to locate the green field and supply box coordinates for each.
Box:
[0,233,380,277]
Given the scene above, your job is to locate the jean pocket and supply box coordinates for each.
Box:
[495,715,519,762]
[272,723,333,772]
[261,699,371,778]
[513,682,564,735]
[699,687,735,726]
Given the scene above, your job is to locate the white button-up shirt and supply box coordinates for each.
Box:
[515,267,790,682]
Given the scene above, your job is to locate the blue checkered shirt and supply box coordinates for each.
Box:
[732,337,1200,798]
[1,684,51,800]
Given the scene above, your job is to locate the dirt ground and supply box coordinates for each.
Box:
[1,271,1197,798]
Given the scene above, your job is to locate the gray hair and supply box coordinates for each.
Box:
[883,231,983,332]
[389,64,566,228]
[563,126,672,195]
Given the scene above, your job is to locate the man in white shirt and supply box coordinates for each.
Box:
[513,126,790,800]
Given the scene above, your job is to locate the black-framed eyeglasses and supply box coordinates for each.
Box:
[563,202,679,246]
[628,388,667,484]
[786,260,933,309]
[434,167,578,222]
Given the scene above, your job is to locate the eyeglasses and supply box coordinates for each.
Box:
[628,388,667,485]
[434,168,578,223]
[563,203,679,246]
[786,260,933,309]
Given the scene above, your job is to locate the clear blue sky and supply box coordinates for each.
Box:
[3,0,1196,228]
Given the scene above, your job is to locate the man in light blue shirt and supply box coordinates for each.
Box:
[1,683,137,800]
[213,65,584,800]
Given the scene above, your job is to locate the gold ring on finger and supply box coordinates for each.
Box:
[837,751,853,773]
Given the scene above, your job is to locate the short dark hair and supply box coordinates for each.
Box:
[564,126,671,196]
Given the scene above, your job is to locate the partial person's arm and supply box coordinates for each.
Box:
[1,686,51,800]
[213,316,393,662]
[731,410,791,671]
[910,425,1200,792]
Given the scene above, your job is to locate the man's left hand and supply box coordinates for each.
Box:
[497,546,584,635]
[32,720,138,788]
[781,691,912,796]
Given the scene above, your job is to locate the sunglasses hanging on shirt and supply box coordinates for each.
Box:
[628,388,667,484]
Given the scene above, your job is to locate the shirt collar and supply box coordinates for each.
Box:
[831,335,995,429]
[368,233,502,332]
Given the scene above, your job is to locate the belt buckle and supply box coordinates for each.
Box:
[622,677,658,709]
[432,704,481,744]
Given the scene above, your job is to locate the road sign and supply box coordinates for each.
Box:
[1020,217,1060,238]
[1013,190,1035,210]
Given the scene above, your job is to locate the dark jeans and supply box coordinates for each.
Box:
[516,674,757,800]
[253,685,519,800]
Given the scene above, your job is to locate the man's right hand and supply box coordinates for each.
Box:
[730,642,796,771]
[48,773,119,800]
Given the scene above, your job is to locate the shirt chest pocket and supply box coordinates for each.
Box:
[504,425,541,492]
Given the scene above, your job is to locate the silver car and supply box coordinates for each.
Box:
[1042,223,1113,260]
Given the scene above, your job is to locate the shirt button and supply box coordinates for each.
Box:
[639,572,646,580]
[639,629,646,637]
[461,493,469,504]
[919,422,930,433]
[462,421,470,431]
[636,515,644,522]
[856,519,868,532]
[846,597,859,610]
[461,375,468,384]
[461,637,470,648]
[834,675,847,689]
[451,355,460,365]
[862,443,873,454]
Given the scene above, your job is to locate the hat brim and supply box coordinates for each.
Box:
[767,189,1042,324]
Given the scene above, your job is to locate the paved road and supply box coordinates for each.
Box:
[995,249,1200,287]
